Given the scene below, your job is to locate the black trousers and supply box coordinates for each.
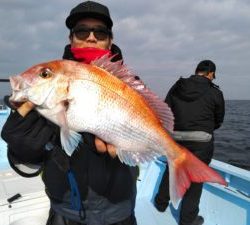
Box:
[155,168,203,225]
[155,141,213,225]
[46,208,137,225]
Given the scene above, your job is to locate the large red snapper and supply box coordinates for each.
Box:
[9,56,226,208]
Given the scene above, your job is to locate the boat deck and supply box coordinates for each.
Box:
[0,160,249,225]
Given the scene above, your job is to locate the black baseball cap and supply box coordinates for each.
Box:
[195,60,216,74]
[66,1,113,29]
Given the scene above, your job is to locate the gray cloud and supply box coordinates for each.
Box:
[0,0,250,99]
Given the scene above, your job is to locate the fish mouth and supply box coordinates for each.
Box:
[10,100,26,109]
[4,95,24,109]
[8,75,30,108]
[9,94,29,109]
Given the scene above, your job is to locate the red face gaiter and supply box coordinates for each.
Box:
[71,47,112,64]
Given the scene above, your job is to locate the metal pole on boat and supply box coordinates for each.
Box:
[0,79,9,82]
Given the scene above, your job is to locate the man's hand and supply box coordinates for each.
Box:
[95,137,117,158]
[17,101,35,117]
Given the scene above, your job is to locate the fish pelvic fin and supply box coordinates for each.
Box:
[168,144,227,209]
[92,55,174,132]
[60,129,82,156]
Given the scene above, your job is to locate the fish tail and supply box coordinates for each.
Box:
[166,142,227,209]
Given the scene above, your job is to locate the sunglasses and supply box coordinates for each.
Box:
[72,26,112,41]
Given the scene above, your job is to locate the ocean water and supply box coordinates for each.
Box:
[0,100,249,170]
[213,100,250,170]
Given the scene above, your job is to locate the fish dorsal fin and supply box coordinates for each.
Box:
[92,55,174,132]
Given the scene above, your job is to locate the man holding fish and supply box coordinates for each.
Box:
[1,1,226,225]
[2,1,138,225]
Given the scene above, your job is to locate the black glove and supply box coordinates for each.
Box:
[1,108,59,164]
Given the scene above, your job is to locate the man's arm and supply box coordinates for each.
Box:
[1,101,58,164]
[214,91,225,129]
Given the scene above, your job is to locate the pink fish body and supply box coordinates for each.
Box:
[9,56,226,207]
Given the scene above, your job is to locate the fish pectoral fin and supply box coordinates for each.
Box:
[117,149,160,166]
[54,105,82,156]
[60,128,82,156]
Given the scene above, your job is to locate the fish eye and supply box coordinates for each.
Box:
[39,68,52,78]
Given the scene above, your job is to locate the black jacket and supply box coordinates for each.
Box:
[1,44,138,224]
[165,75,225,163]
[166,75,225,134]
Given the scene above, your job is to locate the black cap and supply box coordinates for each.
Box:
[66,1,113,29]
[195,60,216,74]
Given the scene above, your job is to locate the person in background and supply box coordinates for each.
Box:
[154,60,225,225]
[1,1,138,225]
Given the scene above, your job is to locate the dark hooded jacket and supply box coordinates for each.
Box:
[166,75,225,162]
[166,75,225,134]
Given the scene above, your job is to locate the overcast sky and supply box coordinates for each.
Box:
[0,0,250,100]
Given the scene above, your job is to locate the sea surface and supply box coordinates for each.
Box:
[0,100,249,170]
[213,100,250,170]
